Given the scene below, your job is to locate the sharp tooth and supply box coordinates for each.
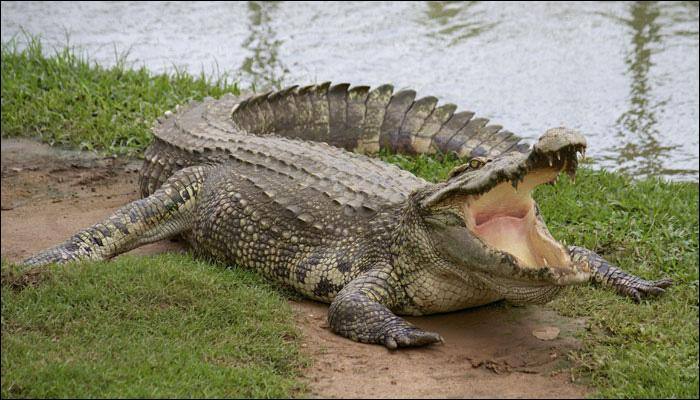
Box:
[556,152,561,161]
[543,258,549,266]
[510,175,522,192]
[548,155,553,166]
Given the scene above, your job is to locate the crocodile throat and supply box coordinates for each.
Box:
[464,168,570,269]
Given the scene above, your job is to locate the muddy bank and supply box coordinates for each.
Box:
[294,300,589,398]
[0,138,590,398]
[0,138,182,261]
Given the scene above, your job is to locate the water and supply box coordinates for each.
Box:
[2,1,698,181]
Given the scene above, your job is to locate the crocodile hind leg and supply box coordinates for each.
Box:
[328,266,444,349]
[568,246,673,302]
[22,166,209,267]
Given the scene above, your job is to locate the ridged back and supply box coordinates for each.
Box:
[140,83,530,199]
[230,82,528,158]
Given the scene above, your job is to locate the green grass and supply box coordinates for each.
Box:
[2,36,699,398]
[1,34,240,156]
[539,171,698,398]
[1,254,306,398]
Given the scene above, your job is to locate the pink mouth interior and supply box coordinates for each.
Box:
[463,169,571,269]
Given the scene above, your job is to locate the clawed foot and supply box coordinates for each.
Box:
[616,277,673,303]
[382,326,444,350]
[570,245,675,304]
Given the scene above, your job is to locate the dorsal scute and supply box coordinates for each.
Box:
[229,82,527,159]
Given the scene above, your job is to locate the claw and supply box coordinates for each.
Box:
[646,287,666,296]
[632,290,642,303]
[397,335,412,347]
[624,277,673,302]
[383,327,443,349]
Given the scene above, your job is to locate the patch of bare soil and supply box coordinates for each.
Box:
[293,300,589,398]
[0,138,591,398]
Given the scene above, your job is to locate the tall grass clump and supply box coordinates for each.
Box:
[1,34,240,156]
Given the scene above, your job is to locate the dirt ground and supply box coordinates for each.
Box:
[1,138,591,398]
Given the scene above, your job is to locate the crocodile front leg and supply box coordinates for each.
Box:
[569,245,673,302]
[22,166,209,267]
[328,267,444,349]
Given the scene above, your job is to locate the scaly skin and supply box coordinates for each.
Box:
[23,83,672,349]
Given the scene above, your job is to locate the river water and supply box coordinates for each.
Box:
[2,1,698,181]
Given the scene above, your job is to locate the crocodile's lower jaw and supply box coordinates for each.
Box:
[464,168,571,269]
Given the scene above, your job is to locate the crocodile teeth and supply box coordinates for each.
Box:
[548,155,554,167]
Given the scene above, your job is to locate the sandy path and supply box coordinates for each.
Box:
[1,138,590,398]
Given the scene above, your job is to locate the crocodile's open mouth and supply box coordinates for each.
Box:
[463,146,584,270]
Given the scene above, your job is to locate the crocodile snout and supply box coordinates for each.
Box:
[533,127,587,154]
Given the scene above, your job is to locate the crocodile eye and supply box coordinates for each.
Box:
[469,157,487,169]
[447,157,490,179]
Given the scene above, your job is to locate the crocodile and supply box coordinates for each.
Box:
[23,82,672,349]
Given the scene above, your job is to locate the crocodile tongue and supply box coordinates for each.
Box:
[463,168,571,269]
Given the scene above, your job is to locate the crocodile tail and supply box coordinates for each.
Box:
[229,82,530,159]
